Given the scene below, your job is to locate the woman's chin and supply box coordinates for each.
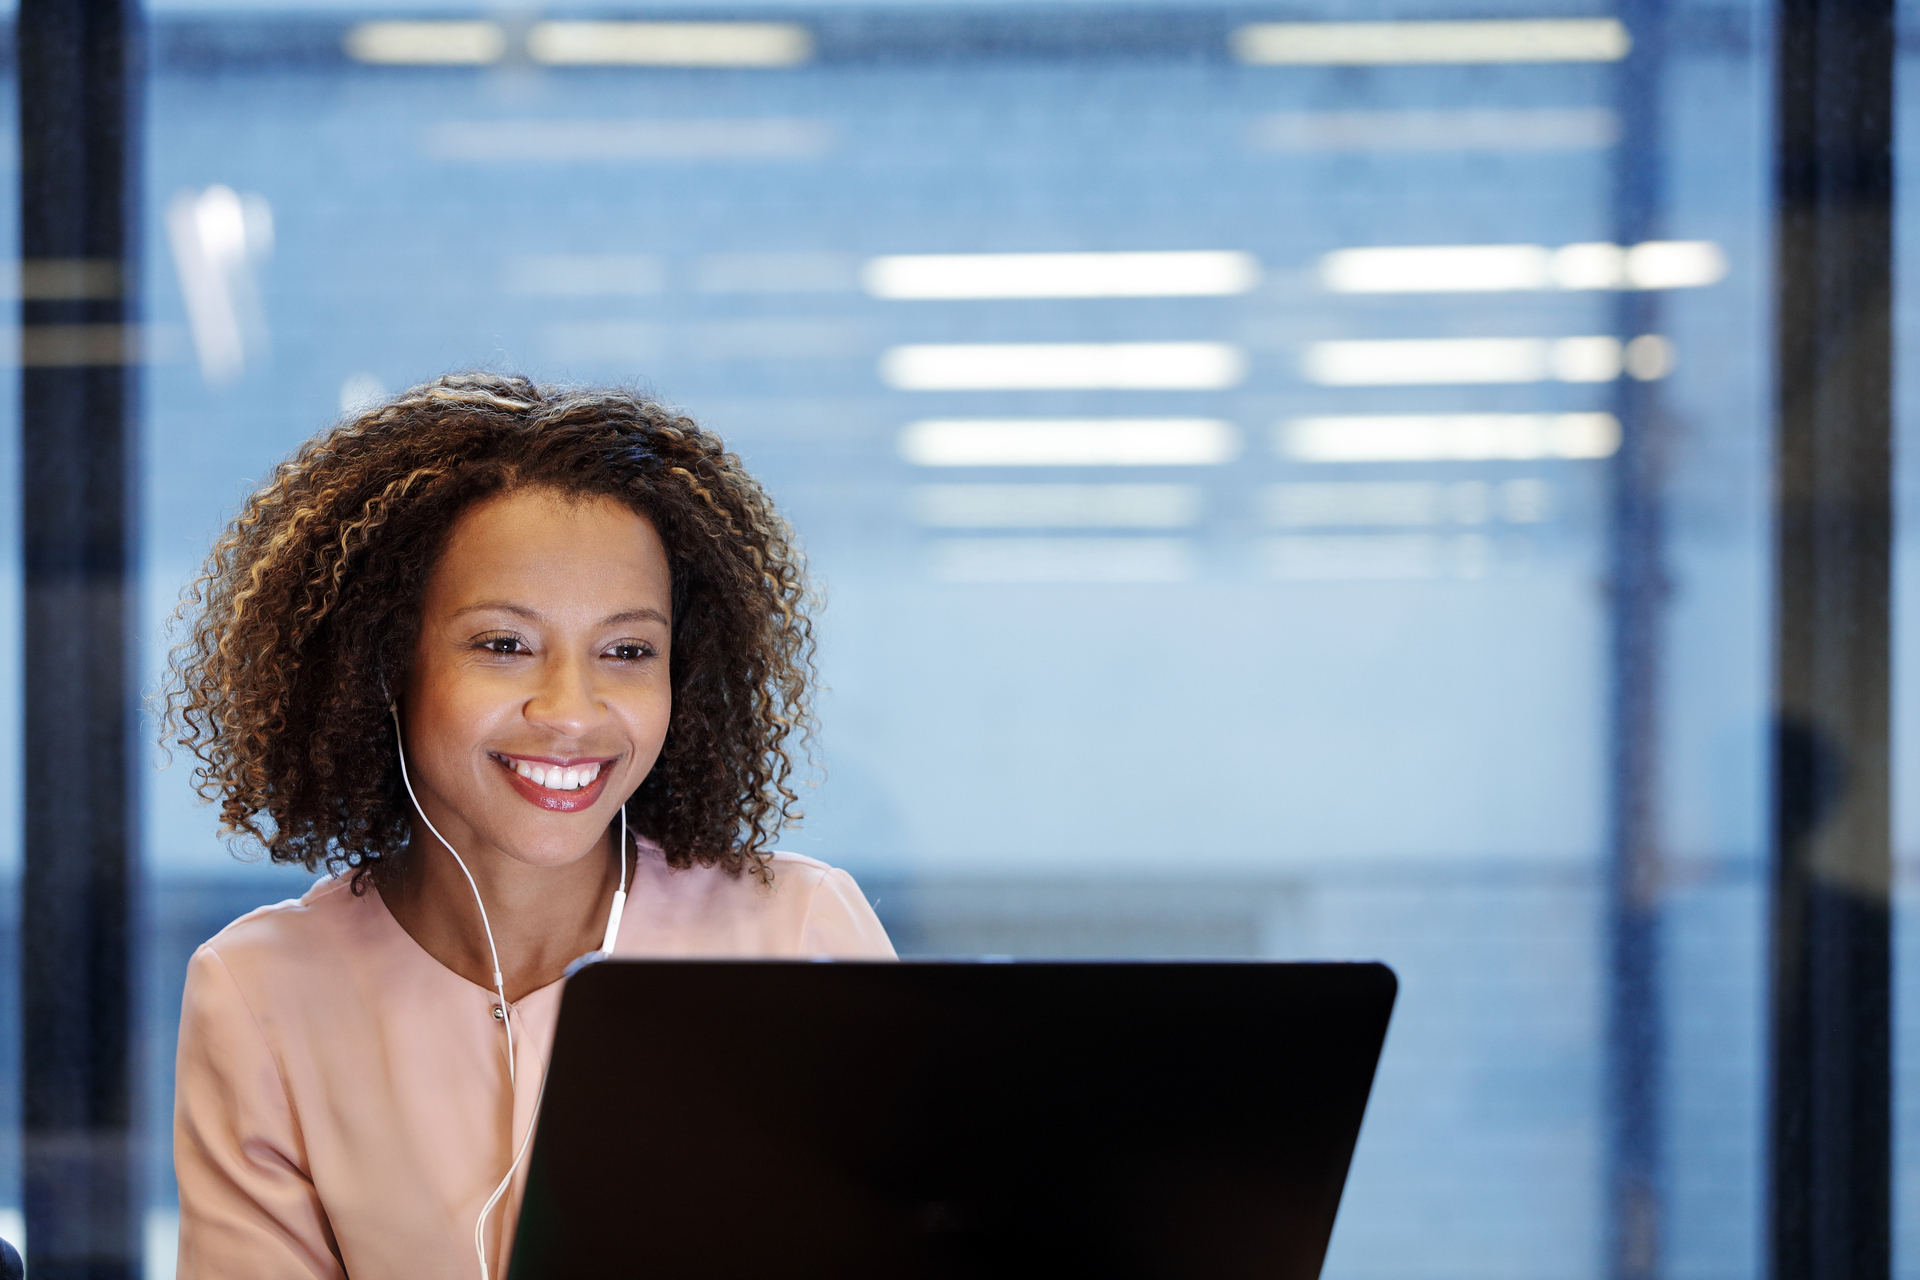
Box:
[495,829,616,873]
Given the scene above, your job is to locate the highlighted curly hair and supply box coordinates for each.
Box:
[163,372,815,886]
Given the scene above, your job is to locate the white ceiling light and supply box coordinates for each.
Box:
[913,484,1203,528]
[1321,241,1727,293]
[1549,243,1627,288]
[900,419,1240,467]
[1279,413,1622,462]
[527,22,812,67]
[863,251,1261,300]
[345,21,508,64]
[1302,337,1631,385]
[1232,18,1630,64]
[881,342,1246,390]
[1625,241,1728,288]
[1320,245,1553,293]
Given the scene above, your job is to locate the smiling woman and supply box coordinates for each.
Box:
[159,372,893,1280]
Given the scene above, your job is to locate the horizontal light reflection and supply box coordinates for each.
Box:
[694,252,856,293]
[914,484,1203,528]
[1253,108,1618,152]
[1232,19,1630,65]
[1264,480,1552,526]
[882,343,1246,390]
[346,21,507,64]
[1623,241,1730,288]
[863,252,1261,300]
[1281,413,1621,462]
[1324,245,1551,292]
[1263,534,1491,580]
[528,22,812,66]
[1303,337,1630,385]
[507,255,663,296]
[934,538,1194,583]
[900,419,1240,466]
[1321,241,1727,292]
[425,119,831,163]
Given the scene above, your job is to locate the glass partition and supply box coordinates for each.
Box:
[0,0,1837,1274]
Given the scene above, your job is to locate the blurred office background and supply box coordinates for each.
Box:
[0,0,1906,1275]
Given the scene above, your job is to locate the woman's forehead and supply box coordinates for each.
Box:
[427,490,671,620]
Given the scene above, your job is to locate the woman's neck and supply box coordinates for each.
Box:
[381,827,627,1002]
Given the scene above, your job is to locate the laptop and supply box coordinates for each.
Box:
[509,960,1396,1280]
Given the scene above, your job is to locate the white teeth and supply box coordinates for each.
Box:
[506,759,605,791]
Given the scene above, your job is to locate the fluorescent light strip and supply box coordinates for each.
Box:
[425,119,831,163]
[1266,481,1481,527]
[528,22,812,67]
[1263,480,1553,527]
[934,538,1194,583]
[1303,337,1631,385]
[902,419,1240,467]
[882,342,1246,390]
[1324,244,1552,292]
[694,253,857,293]
[863,251,1261,300]
[1320,241,1727,292]
[1280,413,1621,462]
[1232,19,1630,65]
[346,21,507,64]
[507,255,664,296]
[1253,108,1618,152]
[914,484,1203,528]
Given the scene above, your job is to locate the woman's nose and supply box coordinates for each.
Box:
[524,654,602,735]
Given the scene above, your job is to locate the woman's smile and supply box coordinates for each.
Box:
[490,751,619,812]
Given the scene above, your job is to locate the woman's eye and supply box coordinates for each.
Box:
[609,643,652,661]
[480,636,525,655]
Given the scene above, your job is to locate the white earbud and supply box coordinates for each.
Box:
[388,702,630,1280]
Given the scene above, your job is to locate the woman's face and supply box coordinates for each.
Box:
[401,486,674,871]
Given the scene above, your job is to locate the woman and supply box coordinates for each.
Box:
[165,373,894,1280]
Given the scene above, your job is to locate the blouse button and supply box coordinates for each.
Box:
[492,1006,505,1021]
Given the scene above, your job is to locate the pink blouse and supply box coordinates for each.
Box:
[173,846,896,1280]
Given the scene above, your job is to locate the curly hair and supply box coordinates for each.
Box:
[163,372,816,887]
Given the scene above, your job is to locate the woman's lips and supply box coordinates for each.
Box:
[493,754,615,813]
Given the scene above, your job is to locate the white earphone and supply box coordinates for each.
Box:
[389,702,629,1280]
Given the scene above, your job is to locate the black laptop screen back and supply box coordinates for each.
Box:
[510,960,1395,1280]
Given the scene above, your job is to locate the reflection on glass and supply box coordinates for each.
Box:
[0,0,1802,1275]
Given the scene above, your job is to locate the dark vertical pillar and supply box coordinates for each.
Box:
[1769,0,1893,1270]
[17,2,142,1278]
[1605,1,1669,1278]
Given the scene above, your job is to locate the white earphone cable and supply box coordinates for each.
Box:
[389,704,630,1280]
[469,809,627,1280]
[392,706,516,1086]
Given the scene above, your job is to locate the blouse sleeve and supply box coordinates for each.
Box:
[799,867,898,958]
[174,946,345,1280]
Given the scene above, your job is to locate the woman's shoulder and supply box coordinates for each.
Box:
[635,846,844,907]
[195,873,387,977]
[765,849,840,885]
[627,844,895,958]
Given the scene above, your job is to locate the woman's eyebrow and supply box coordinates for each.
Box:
[451,601,539,622]
[602,607,670,627]
[449,602,669,627]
